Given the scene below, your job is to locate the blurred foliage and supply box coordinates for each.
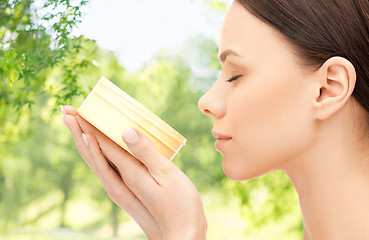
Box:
[0,0,88,111]
[0,0,90,183]
[0,0,302,238]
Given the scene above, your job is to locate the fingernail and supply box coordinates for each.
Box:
[82,133,88,147]
[123,128,139,144]
[60,105,67,115]
[60,115,67,127]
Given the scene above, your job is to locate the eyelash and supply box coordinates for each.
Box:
[226,74,242,83]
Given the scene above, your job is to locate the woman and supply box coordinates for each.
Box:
[60,0,369,239]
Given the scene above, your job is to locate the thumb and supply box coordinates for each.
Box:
[122,128,169,172]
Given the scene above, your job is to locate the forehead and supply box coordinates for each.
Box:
[219,2,290,61]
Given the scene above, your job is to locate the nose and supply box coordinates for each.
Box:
[198,83,226,119]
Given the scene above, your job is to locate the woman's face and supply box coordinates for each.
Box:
[198,1,318,181]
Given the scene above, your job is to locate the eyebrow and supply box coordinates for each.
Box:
[218,49,241,63]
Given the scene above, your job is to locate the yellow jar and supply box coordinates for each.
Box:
[78,76,187,160]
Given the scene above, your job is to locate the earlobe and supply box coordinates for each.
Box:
[313,57,356,120]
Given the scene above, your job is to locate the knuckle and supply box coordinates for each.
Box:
[122,174,140,196]
[105,187,118,202]
[104,186,132,208]
[95,163,111,177]
[155,164,171,176]
[134,144,152,159]
[134,139,156,160]
[123,171,137,186]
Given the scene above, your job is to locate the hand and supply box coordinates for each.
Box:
[60,105,207,240]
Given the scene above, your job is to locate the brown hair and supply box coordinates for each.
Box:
[236,0,369,114]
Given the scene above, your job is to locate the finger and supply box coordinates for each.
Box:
[94,131,160,196]
[74,115,136,167]
[84,133,129,198]
[73,115,134,178]
[75,115,121,155]
[62,115,94,169]
[84,134,162,237]
[60,105,78,116]
[122,128,171,176]
[73,115,159,193]
[74,115,106,139]
[63,115,85,149]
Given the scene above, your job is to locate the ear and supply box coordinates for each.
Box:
[313,57,356,120]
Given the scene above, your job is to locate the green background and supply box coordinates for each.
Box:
[0,0,302,239]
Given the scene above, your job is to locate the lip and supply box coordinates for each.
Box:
[212,131,232,140]
[212,131,232,151]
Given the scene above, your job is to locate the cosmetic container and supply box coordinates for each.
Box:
[78,76,186,160]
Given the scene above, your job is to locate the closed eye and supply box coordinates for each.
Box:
[226,74,242,83]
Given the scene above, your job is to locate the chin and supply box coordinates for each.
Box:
[222,157,270,182]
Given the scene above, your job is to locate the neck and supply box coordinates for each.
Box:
[283,117,369,240]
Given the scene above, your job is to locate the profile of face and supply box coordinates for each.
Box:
[198,1,319,181]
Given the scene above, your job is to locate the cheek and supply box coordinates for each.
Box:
[223,72,315,180]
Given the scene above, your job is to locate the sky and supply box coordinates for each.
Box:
[74,0,230,72]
